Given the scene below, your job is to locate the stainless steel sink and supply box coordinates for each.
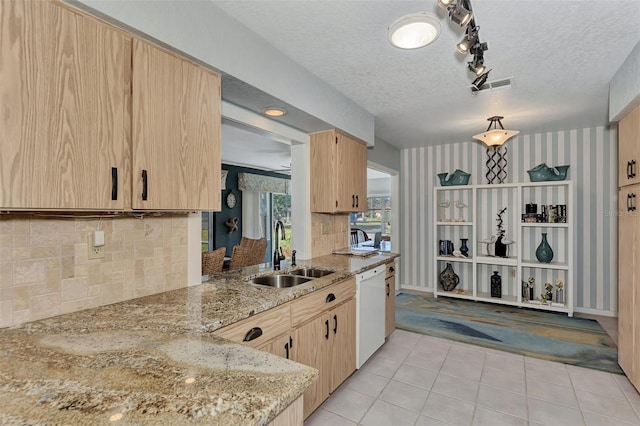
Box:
[251,274,314,288]
[289,268,335,278]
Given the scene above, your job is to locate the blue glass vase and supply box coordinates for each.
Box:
[535,233,554,263]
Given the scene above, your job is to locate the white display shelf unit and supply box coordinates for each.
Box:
[433,181,575,316]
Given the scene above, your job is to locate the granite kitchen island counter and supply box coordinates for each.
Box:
[0,253,398,425]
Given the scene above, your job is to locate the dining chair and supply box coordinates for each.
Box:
[250,238,268,265]
[202,247,226,275]
[229,245,253,270]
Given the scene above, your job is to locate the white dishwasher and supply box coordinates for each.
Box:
[355,264,386,368]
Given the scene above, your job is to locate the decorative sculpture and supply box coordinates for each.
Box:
[527,163,570,182]
[437,169,471,186]
[224,217,239,233]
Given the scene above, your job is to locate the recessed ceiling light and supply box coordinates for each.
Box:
[388,12,441,49]
[261,107,287,117]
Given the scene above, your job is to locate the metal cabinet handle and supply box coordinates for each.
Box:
[355,195,359,208]
[633,193,637,211]
[352,195,355,208]
[111,167,118,201]
[141,170,148,201]
[333,314,338,334]
[325,320,329,340]
[243,327,262,342]
[386,283,390,296]
[389,266,395,274]
[628,161,633,179]
[289,336,293,349]
[632,160,637,178]
[284,342,290,359]
[326,293,336,303]
[628,194,632,211]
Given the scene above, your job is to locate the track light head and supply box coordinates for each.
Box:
[437,0,455,8]
[456,26,478,54]
[467,61,486,76]
[449,2,473,27]
[471,70,491,91]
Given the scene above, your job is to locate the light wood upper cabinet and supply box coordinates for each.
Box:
[0,0,127,210]
[310,130,367,213]
[619,104,640,187]
[132,39,221,211]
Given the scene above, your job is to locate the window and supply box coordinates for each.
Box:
[350,196,391,240]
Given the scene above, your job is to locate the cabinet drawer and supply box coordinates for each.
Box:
[215,304,290,348]
[291,278,355,326]
[385,262,396,279]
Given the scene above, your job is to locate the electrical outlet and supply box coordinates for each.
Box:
[87,234,105,259]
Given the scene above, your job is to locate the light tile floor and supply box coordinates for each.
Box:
[305,329,640,426]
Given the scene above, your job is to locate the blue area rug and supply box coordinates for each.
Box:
[395,292,622,374]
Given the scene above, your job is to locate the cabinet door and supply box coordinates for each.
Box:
[351,138,368,213]
[385,275,396,338]
[618,185,637,379]
[329,299,356,393]
[0,0,126,210]
[619,104,640,187]
[132,39,221,210]
[259,334,293,360]
[335,132,356,211]
[292,314,330,419]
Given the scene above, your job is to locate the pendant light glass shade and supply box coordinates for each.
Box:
[473,116,519,146]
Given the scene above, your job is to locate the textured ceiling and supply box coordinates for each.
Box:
[213,0,640,149]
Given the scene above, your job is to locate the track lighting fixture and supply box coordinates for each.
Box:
[439,0,498,91]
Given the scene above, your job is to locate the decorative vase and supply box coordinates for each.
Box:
[556,288,564,304]
[494,236,507,257]
[460,238,469,257]
[535,233,554,263]
[439,263,460,292]
[490,271,502,298]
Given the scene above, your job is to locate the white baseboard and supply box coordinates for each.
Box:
[399,284,432,293]
[573,306,618,318]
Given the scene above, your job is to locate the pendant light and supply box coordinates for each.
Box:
[473,116,519,146]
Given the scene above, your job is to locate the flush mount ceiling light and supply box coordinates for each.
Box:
[388,12,441,49]
[261,107,287,117]
[473,115,519,147]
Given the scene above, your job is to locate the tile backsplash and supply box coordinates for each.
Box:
[0,214,188,328]
[311,213,349,257]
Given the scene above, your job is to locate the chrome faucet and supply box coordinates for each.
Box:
[291,250,297,267]
[273,220,286,270]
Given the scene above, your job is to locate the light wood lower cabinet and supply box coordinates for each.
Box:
[267,395,303,426]
[292,297,356,419]
[260,334,294,360]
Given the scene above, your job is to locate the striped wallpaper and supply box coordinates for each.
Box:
[400,126,618,315]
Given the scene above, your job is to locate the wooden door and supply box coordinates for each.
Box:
[310,131,338,212]
[385,275,396,338]
[329,299,356,393]
[619,104,640,187]
[618,185,637,380]
[0,0,126,210]
[259,334,293,360]
[352,138,368,213]
[335,132,356,212]
[132,39,220,210]
[292,314,330,419]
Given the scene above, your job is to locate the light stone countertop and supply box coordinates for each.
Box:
[0,252,398,425]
